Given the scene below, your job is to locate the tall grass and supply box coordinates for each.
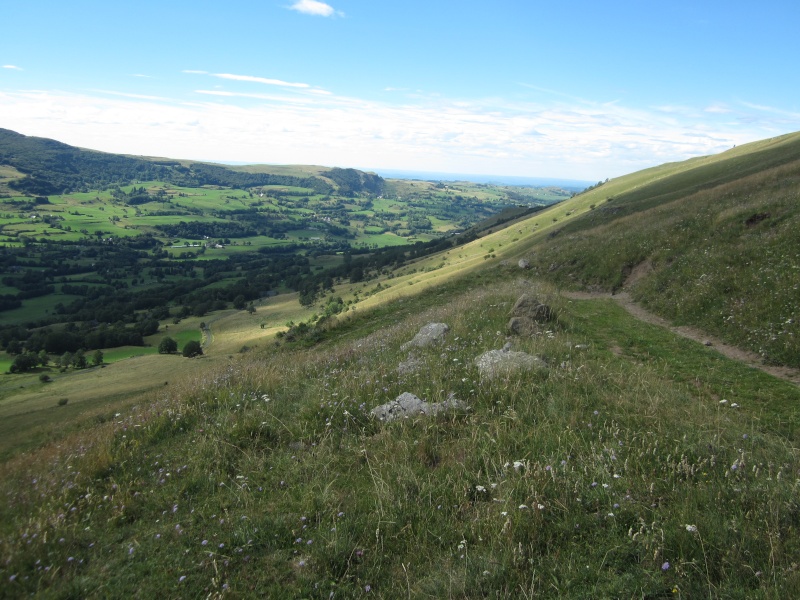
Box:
[2,275,798,598]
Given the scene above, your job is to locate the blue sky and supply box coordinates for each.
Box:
[2,0,799,180]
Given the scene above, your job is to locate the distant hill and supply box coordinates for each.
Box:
[0,128,384,195]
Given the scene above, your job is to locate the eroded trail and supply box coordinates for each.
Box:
[563,290,800,386]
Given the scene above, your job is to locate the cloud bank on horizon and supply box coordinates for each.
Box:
[1,1,798,181]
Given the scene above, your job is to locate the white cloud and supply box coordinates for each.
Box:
[2,65,23,70]
[288,0,340,17]
[0,88,794,180]
[212,73,311,89]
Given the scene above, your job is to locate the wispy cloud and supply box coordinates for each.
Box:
[131,74,152,78]
[211,73,311,89]
[2,65,23,71]
[92,90,173,102]
[705,103,731,114]
[288,0,341,17]
[182,70,208,75]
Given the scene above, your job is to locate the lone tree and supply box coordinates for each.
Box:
[158,336,178,354]
[182,340,203,358]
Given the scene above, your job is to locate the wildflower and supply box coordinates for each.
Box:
[661,561,670,571]
[475,485,486,492]
[179,575,187,582]
[685,524,698,533]
[365,585,371,592]
[518,504,528,510]
[202,540,208,546]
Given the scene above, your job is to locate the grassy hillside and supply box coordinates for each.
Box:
[2,131,800,597]
[2,272,798,598]
[520,132,800,367]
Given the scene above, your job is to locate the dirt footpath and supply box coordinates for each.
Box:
[563,290,800,386]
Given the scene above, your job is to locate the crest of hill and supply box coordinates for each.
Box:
[0,128,384,196]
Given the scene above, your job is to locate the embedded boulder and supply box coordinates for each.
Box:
[401,322,449,351]
[507,316,538,336]
[509,294,554,323]
[474,347,546,379]
[370,392,467,422]
[518,258,530,269]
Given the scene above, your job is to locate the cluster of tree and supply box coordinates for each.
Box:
[155,220,259,240]
[3,322,147,355]
[8,348,102,373]
[158,336,202,358]
[110,185,169,206]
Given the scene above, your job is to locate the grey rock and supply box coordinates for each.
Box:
[510,294,554,323]
[474,349,546,379]
[401,322,450,350]
[518,258,530,269]
[507,316,539,336]
[370,392,467,422]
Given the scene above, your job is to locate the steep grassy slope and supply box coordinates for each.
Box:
[516,132,800,367]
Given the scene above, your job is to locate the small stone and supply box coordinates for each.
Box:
[370,392,467,423]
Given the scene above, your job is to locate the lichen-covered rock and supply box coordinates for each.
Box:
[474,348,546,379]
[401,322,449,350]
[518,258,530,269]
[510,294,554,322]
[370,392,466,422]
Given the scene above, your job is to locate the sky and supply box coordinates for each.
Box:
[2,0,800,181]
